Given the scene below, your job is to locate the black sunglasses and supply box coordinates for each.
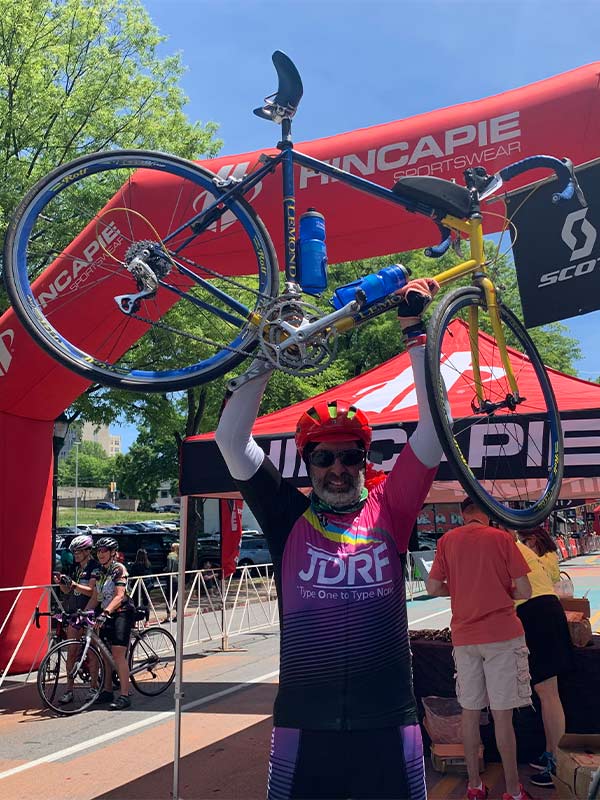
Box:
[309,448,366,468]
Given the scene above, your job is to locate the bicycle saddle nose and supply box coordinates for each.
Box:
[254,50,304,122]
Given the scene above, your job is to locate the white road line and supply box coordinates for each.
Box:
[0,669,279,781]
[409,607,451,625]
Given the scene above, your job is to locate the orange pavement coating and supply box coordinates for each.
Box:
[0,681,278,800]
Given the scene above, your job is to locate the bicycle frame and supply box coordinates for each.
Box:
[190,135,518,402]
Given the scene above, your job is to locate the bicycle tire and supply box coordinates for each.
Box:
[4,149,279,392]
[129,625,176,696]
[37,639,105,715]
[425,285,563,528]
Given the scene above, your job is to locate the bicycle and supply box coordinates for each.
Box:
[3,51,587,528]
[35,607,176,716]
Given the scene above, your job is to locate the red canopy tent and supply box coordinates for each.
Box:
[180,320,600,503]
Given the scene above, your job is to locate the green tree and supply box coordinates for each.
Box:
[58,439,115,488]
[0,0,221,310]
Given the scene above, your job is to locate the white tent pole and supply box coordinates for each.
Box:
[172,494,188,800]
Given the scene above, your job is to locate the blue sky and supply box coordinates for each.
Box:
[114,0,600,450]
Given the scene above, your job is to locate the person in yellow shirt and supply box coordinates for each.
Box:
[513,537,573,789]
[520,527,561,585]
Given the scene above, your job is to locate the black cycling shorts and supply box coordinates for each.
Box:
[101,608,135,648]
[268,723,425,800]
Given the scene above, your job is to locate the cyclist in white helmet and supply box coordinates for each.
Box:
[54,534,99,705]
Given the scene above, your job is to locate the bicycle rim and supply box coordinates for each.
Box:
[5,150,279,391]
[129,626,176,696]
[37,640,105,715]
[425,285,563,528]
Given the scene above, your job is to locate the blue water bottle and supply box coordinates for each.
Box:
[297,208,328,295]
[330,264,411,310]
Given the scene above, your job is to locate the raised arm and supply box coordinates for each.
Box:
[214,360,273,480]
[396,277,445,468]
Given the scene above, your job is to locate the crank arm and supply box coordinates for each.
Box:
[227,357,274,392]
[277,299,360,351]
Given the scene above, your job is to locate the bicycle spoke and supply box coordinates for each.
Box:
[129,627,176,696]
[426,286,562,528]
[5,151,278,391]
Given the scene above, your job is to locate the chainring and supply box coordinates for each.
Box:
[257,295,338,376]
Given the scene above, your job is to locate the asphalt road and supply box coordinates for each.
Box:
[0,553,598,800]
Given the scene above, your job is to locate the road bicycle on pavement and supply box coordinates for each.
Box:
[35,607,176,715]
[3,52,588,528]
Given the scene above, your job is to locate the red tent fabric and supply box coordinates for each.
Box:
[180,320,600,502]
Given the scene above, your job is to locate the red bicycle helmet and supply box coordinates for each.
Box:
[295,399,372,456]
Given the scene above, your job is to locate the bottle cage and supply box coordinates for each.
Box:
[254,50,303,123]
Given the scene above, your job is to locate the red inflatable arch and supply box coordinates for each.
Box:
[1,62,600,670]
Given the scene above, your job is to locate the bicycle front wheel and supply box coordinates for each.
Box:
[425,285,563,528]
[129,626,176,696]
[4,150,279,392]
[37,640,105,715]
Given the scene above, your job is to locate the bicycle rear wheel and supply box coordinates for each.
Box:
[4,150,279,392]
[37,640,105,715]
[425,285,563,528]
[129,626,176,696]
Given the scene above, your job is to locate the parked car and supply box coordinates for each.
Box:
[95,501,120,510]
[151,503,180,513]
[116,532,179,571]
[145,518,179,532]
[197,533,272,569]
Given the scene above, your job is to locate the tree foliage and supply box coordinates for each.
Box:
[0,0,221,309]
[58,439,115,487]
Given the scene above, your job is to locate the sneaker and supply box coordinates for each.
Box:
[109,694,131,710]
[93,689,114,704]
[530,769,554,788]
[501,785,534,800]
[529,751,552,771]
[58,690,74,704]
[467,784,489,799]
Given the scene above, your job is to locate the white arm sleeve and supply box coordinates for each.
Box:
[407,343,446,468]
[214,365,271,481]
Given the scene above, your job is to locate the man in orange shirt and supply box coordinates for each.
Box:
[426,498,533,800]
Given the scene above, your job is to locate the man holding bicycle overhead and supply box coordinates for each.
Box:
[216,278,441,800]
[89,536,135,710]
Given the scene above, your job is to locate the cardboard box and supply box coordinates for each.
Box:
[554,734,600,799]
[430,743,484,774]
[560,597,591,617]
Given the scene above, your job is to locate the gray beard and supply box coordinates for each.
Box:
[310,469,365,509]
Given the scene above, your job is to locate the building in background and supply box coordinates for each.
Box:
[59,422,121,460]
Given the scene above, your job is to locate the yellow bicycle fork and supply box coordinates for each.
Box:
[433,215,520,405]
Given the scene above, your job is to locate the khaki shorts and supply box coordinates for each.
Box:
[453,635,531,711]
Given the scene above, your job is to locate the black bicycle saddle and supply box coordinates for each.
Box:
[393,176,472,219]
[254,51,303,123]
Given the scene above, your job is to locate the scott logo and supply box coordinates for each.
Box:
[561,208,597,260]
[538,209,599,289]
[0,329,15,376]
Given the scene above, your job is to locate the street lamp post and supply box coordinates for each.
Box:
[52,413,69,575]
[74,441,81,529]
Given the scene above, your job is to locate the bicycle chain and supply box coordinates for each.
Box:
[174,252,275,303]
[127,302,335,377]
[126,309,271,362]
